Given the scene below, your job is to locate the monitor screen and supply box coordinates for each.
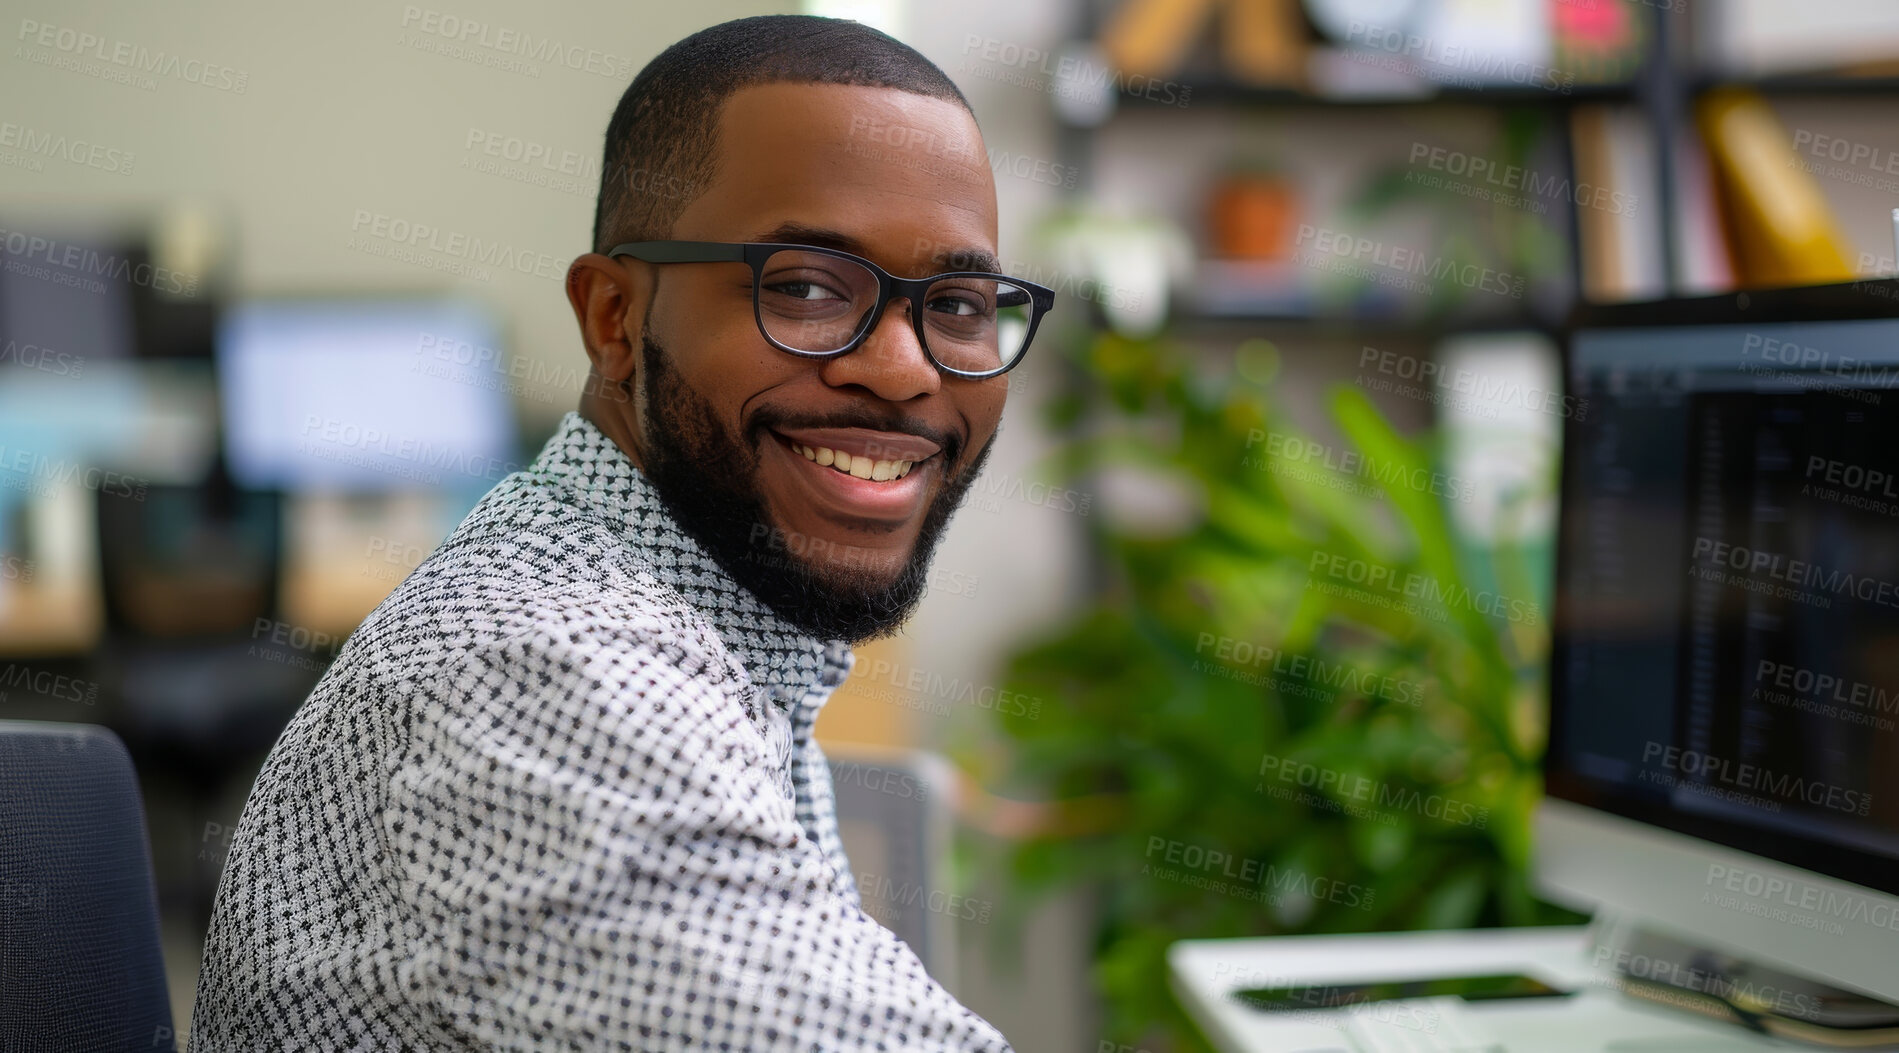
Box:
[1549,316,1899,898]
[217,298,518,492]
[0,231,136,374]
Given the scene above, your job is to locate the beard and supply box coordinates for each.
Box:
[631,327,991,644]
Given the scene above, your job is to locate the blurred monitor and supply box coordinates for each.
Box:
[1539,282,1899,1007]
[94,482,315,753]
[0,480,102,658]
[0,230,136,372]
[217,297,517,493]
[0,225,213,363]
[0,253,219,657]
[96,483,279,642]
[124,238,220,360]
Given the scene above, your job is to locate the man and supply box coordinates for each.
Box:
[189,14,1047,1051]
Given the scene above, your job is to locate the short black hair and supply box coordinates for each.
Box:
[591,15,973,254]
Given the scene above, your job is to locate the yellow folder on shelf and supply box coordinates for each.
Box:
[1696,88,1856,287]
[1221,0,1306,87]
[1100,0,1219,79]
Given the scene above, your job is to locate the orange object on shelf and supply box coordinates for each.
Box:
[1207,173,1298,259]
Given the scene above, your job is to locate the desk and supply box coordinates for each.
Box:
[0,577,100,656]
[1169,926,1792,1052]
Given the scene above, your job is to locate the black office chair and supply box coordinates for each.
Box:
[0,720,173,1052]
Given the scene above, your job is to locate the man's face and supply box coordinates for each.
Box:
[621,82,1005,641]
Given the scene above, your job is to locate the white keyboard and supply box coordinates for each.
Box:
[1340,997,1506,1053]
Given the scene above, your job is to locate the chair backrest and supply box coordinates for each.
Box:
[825,744,960,985]
[0,720,172,1052]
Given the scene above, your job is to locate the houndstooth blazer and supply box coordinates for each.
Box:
[189,411,1012,1052]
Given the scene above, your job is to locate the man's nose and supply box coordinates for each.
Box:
[817,297,941,401]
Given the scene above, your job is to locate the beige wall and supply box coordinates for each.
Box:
[1,0,787,435]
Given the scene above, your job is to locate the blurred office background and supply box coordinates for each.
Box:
[5,0,1899,1048]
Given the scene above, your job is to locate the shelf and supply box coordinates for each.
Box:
[1115,77,1638,112]
[1173,308,1555,333]
[1693,73,1899,98]
[1182,258,1560,329]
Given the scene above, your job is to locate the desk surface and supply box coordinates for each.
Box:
[1169,926,1796,1053]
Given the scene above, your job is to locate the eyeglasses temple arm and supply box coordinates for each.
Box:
[607,241,746,263]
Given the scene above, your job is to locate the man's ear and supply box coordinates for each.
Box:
[566,252,652,391]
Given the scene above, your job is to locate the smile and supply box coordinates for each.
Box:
[767,426,944,525]
[788,442,916,481]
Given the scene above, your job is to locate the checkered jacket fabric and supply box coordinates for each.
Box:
[189,411,1012,1051]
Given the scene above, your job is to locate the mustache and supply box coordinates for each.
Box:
[747,407,963,464]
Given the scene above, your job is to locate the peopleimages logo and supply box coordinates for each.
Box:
[1193,632,1423,706]
[1306,550,1542,626]
[298,414,524,485]
[959,35,1192,107]
[0,339,83,378]
[1755,659,1899,731]
[1758,660,1899,713]
[856,657,1044,720]
[846,114,1081,191]
[15,18,250,93]
[1788,128,1899,196]
[1343,22,1574,92]
[1690,536,1899,611]
[248,617,344,672]
[0,119,136,175]
[347,209,567,283]
[1357,346,1588,420]
[397,6,634,78]
[1408,142,1634,217]
[1740,333,1899,385]
[1143,836,1376,909]
[1292,225,1526,299]
[1641,742,1871,817]
[857,872,994,924]
[829,762,927,803]
[0,444,147,501]
[0,227,199,295]
[1805,455,1899,498]
[1244,428,1472,503]
[1592,946,1820,1017]
[0,662,97,705]
[1706,863,1899,937]
[1257,754,1488,829]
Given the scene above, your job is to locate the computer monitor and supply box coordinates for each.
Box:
[0,224,219,655]
[1536,281,1899,1007]
[0,232,136,371]
[217,297,518,493]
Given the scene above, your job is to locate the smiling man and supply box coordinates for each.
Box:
[188,14,1040,1053]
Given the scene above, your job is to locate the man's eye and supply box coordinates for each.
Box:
[927,295,984,316]
[767,280,848,302]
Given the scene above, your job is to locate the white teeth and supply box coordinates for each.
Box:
[791,442,917,480]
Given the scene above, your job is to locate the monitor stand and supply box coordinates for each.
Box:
[1593,916,1899,1047]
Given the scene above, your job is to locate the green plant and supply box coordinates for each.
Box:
[961,326,1580,1048]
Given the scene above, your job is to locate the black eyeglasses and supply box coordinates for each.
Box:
[608,241,1054,379]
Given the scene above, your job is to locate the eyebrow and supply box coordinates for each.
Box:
[747,222,1003,276]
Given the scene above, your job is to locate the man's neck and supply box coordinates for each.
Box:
[578,386,648,472]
